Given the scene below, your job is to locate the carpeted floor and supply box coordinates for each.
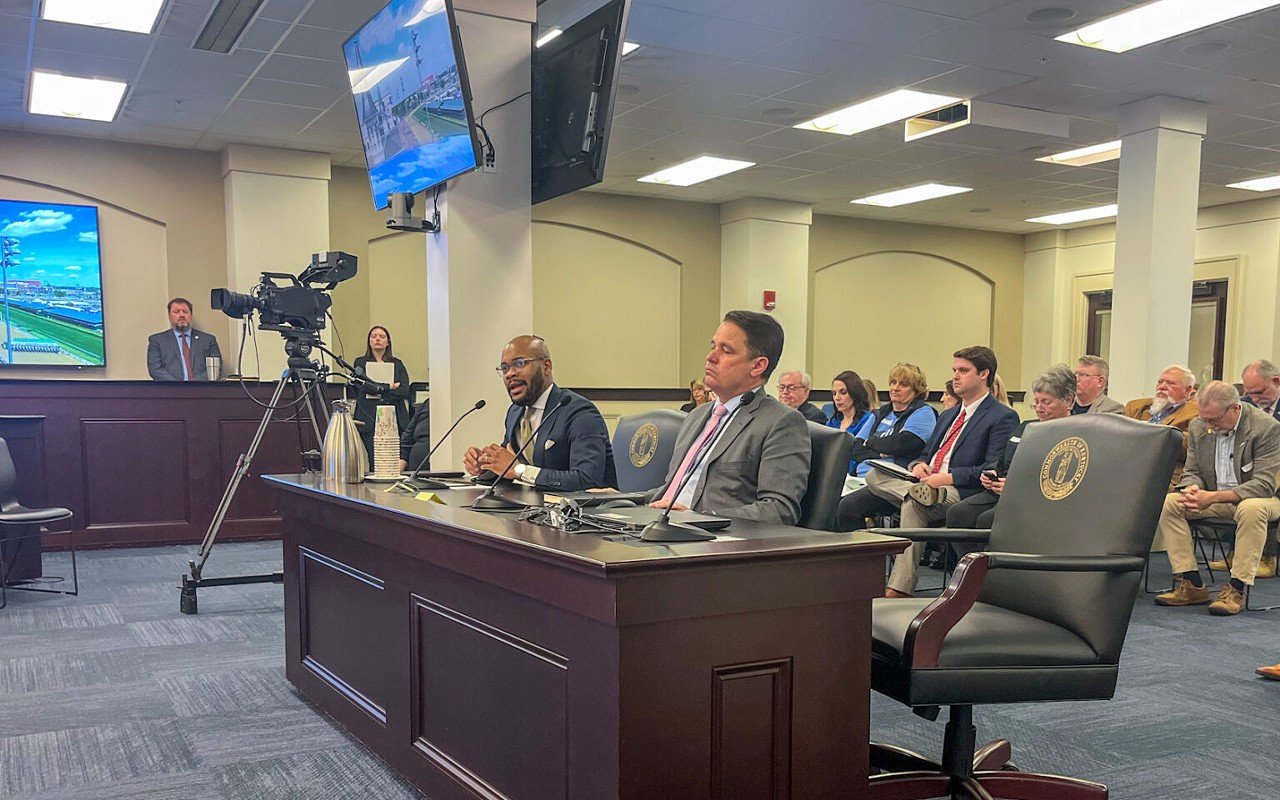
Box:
[0,542,1275,799]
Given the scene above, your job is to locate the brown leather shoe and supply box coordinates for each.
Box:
[1155,578,1211,606]
[1208,554,1232,571]
[1257,556,1277,579]
[1256,663,1280,680]
[908,482,941,507]
[1209,583,1246,615]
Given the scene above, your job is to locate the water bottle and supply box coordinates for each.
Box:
[321,400,367,483]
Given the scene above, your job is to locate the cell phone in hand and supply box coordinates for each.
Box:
[982,469,999,481]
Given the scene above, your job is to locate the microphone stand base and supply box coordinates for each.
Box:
[639,519,716,542]
[470,493,527,512]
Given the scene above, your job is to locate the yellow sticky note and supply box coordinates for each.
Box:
[414,491,446,504]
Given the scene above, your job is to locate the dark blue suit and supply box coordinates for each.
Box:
[501,384,617,491]
[916,394,1019,498]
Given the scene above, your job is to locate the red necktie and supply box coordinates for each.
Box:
[180,334,193,381]
[931,409,967,472]
[662,403,729,505]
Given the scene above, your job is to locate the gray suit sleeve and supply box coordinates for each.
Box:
[1232,423,1280,500]
[147,335,179,381]
[712,409,811,525]
[1177,426,1205,491]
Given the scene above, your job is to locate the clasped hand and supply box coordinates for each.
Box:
[464,444,519,477]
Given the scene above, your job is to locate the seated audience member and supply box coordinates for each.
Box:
[776,369,828,423]
[398,401,431,473]
[828,370,875,474]
[647,311,810,524]
[147,297,222,381]
[862,377,879,408]
[992,373,1011,406]
[847,363,937,479]
[1242,359,1280,421]
[946,364,1076,531]
[941,379,961,411]
[1258,660,1280,681]
[681,379,710,413]
[1124,364,1200,489]
[1071,354,1125,414]
[1154,381,1280,616]
[463,335,616,491]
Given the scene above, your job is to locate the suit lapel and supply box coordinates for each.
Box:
[952,395,992,452]
[534,385,563,464]
[703,393,756,467]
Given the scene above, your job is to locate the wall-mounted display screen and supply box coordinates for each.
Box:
[343,0,480,210]
[0,199,106,367]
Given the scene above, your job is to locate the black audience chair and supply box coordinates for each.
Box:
[797,421,855,531]
[864,414,1180,800]
[611,409,686,493]
[1188,517,1280,612]
[0,437,76,609]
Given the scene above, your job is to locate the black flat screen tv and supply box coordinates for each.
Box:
[531,0,630,205]
[343,0,481,210]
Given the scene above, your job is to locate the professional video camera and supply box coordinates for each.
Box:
[211,251,357,337]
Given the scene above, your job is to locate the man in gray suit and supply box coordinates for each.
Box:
[1071,355,1124,415]
[647,310,810,524]
[1155,381,1280,616]
[147,297,222,381]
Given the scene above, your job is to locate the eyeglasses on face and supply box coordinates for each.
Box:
[495,357,547,375]
[777,383,805,393]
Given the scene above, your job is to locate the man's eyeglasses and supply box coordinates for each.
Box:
[495,357,547,375]
[777,384,805,394]
[1200,404,1238,430]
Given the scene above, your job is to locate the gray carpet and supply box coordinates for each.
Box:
[0,543,1275,799]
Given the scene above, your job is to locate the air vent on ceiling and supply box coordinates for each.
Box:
[193,0,267,53]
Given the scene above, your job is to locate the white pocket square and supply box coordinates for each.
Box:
[544,438,556,450]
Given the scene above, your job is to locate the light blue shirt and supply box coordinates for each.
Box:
[1213,412,1241,490]
[675,391,746,509]
[851,405,938,477]
[171,328,193,380]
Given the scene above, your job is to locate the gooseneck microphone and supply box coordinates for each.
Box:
[471,394,571,512]
[396,399,486,492]
[640,389,755,542]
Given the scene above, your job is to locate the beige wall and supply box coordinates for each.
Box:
[809,215,1026,392]
[0,131,227,379]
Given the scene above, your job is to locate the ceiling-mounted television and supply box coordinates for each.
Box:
[0,199,105,367]
[531,0,630,205]
[343,0,481,210]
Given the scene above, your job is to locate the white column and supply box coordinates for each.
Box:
[222,145,331,379]
[719,198,813,370]
[426,0,535,469]
[1109,96,1206,401]
[1021,230,1068,381]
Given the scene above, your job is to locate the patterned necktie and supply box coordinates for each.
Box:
[662,403,729,505]
[180,334,193,381]
[930,409,968,472]
[517,406,534,464]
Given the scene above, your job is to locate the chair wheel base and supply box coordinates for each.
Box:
[871,739,1104,800]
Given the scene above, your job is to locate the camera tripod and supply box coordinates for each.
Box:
[179,338,332,615]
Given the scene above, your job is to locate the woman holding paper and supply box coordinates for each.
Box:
[354,325,411,465]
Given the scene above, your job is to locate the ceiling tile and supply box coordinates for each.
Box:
[275,24,351,60]
[238,18,293,53]
[255,53,348,87]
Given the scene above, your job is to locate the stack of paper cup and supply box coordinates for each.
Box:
[372,405,400,477]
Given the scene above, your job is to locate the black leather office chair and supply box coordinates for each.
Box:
[611,409,686,493]
[798,421,855,531]
[0,437,75,609]
[866,415,1180,799]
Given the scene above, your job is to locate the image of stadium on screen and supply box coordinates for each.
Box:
[0,199,105,367]
[344,0,479,210]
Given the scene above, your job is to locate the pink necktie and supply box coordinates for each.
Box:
[662,403,729,505]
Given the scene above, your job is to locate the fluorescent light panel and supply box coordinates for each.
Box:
[637,156,754,187]
[851,183,973,208]
[1227,174,1280,191]
[1037,140,1122,166]
[1056,0,1280,53]
[536,28,563,47]
[795,89,962,136]
[1026,204,1118,225]
[41,0,166,34]
[28,70,128,122]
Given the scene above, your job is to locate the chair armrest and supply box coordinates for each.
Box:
[0,507,73,525]
[902,551,990,670]
[866,527,992,544]
[984,553,1146,573]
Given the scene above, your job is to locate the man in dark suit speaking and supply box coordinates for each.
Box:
[647,310,811,525]
[464,335,616,491]
[147,297,221,381]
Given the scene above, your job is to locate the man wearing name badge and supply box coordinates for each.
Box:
[147,297,221,381]
[646,310,810,525]
[463,335,616,491]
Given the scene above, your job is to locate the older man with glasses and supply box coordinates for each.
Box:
[1071,355,1124,415]
[462,334,617,491]
[776,369,829,423]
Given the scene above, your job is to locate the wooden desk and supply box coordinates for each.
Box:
[268,474,906,800]
[0,379,341,549]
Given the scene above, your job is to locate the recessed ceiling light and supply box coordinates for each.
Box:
[1026,204,1118,225]
[1036,140,1122,166]
[637,156,754,186]
[621,41,640,56]
[536,28,563,47]
[1055,0,1280,53]
[1027,7,1078,24]
[41,0,166,34]
[1227,174,1280,191]
[28,70,127,122]
[851,183,973,208]
[794,89,962,136]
